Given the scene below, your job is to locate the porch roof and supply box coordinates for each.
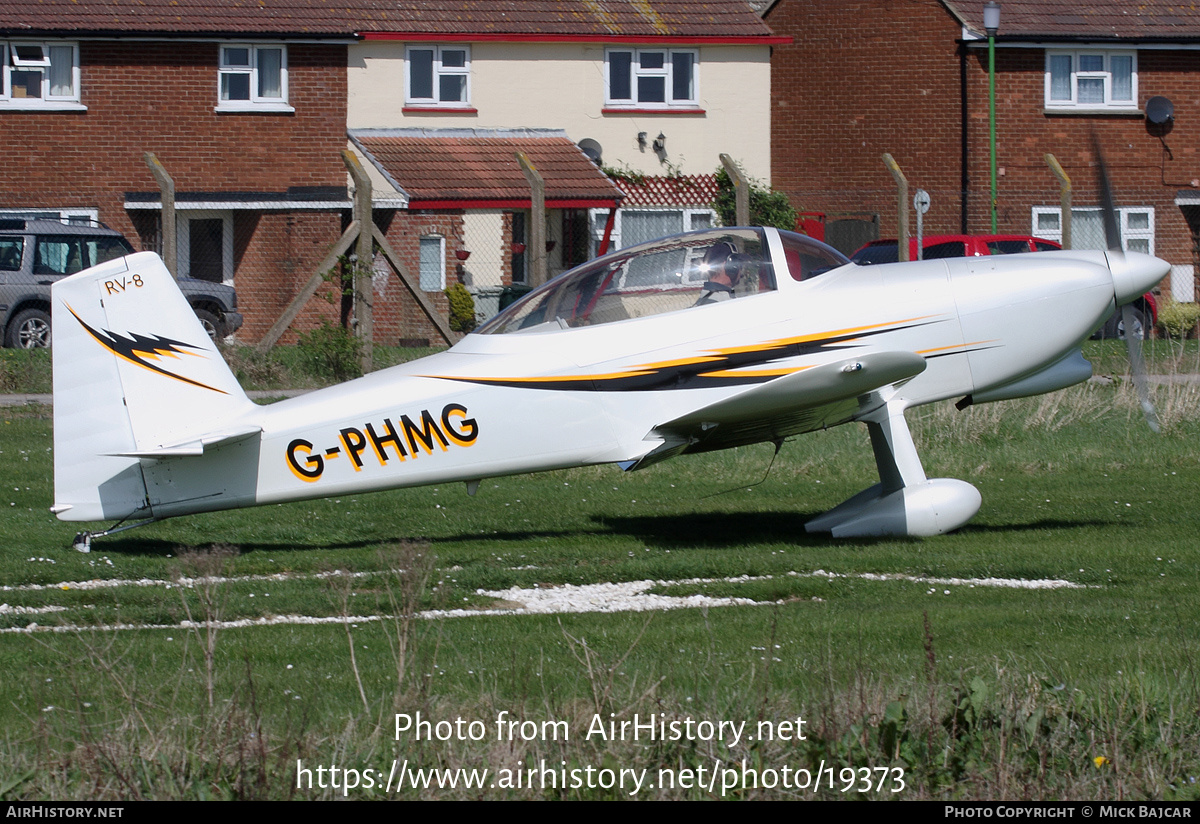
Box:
[349,128,623,210]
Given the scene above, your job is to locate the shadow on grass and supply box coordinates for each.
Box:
[955,518,1113,534]
[593,511,1115,547]
[82,536,416,557]
[592,511,830,548]
[85,513,1114,557]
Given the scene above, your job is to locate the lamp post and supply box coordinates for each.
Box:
[985,1,1000,233]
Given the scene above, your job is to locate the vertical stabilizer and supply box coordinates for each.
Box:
[52,252,255,521]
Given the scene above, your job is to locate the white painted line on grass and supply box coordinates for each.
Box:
[1,569,377,594]
[0,568,1085,633]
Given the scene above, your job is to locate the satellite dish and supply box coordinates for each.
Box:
[578,138,602,165]
[1146,96,1174,126]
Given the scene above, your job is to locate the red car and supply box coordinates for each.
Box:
[849,234,1156,339]
[849,234,1061,264]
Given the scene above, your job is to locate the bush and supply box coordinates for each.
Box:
[713,166,797,230]
[218,342,286,389]
[444,283,477,333]
[0,349,51,394]
[1156,298,1200,340]
[296,319,363,382]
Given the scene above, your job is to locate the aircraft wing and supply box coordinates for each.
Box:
[627,351,926,470]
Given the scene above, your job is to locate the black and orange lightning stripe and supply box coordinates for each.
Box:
[425,316,943,392]
[66,305,229,394]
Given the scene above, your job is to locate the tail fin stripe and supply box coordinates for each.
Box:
[65,304,229,394]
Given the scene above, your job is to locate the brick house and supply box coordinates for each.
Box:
[0,1,362,342]
[1,1,784,346]
[343,0,786,334]
[766,0,1200,302]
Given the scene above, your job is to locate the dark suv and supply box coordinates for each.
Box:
[0,218,243,348]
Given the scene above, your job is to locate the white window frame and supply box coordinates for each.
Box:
[604,48,700,109]
[216,43,292,113]
[1032,206,1154,255]
[589,207,715,254]
[176,210,235,285]
[0,207,98,224]
[419,235,446,291]
[1,41,83,110]
[1044,49,1137,112]
[405,45,471,108]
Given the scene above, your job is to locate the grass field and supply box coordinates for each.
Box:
[2,344,1200,799]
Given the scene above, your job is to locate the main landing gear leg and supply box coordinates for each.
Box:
[805,400,980,538]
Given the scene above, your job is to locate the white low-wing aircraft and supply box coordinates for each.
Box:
[51,225,1166,549]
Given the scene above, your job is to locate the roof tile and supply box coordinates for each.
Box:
[946,0,1200,40]
[612,173,718,208]
[351,128,623,205]
[1,0,775,38]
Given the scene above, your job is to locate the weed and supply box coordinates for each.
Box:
[559,614,658,718]
[174,545,238,709]
[218,342,286,388]
[295,319,363,382]
[0,349,51,394]
[377,543,437,708]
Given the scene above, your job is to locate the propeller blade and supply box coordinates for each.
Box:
[1122,303,1160,433]
[1095,134,1160,432]
[1092,135,1123,253]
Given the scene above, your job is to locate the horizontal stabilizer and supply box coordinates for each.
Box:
[108,425,262,459]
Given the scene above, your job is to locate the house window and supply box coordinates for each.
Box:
[406,46,470,107]
[1033,206,1153,254]
[1045,51,1136,111]
[217,44,290,112]
[419,236,446,291]
[1,42,81,109]
[605,48,699,109]
[591,207,715,254]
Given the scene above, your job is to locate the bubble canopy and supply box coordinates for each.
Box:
[480,228,845,335]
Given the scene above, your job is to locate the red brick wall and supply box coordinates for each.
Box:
[969,47,1200,275]
[235,212,343,343]
[768,0,1200,291]
[377,211,462,344]
[1,41,347,215]
[767,0,967,237]
[0,39,349,341]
